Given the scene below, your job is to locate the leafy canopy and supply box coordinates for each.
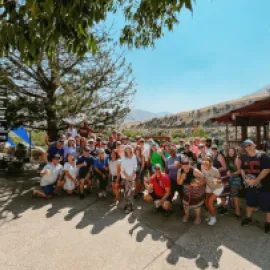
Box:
[0,0,193,63]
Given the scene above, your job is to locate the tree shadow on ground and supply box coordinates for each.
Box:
[127,199,270,270]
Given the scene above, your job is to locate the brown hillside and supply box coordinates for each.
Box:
[123,93,270,130]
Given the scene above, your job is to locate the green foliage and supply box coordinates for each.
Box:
[0,0,194,63]
[171,129,185,139]
[10,130,47,147]
[122,129,141,139]
[193,128,210,138]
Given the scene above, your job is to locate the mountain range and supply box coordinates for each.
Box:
[123,85,270,130]
[125,109,171,123]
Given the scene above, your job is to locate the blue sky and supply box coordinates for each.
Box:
[113,0,270,113]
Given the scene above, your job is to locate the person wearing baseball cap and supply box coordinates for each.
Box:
[135,136,141,146]
[32,154,63,199]
[240,139,270,233]
[144,163,172,217]
[76,147,94,199]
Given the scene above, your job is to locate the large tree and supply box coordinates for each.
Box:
[0,0,194,63]
[0,29,136,140]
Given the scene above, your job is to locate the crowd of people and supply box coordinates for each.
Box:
[32,121,270,234]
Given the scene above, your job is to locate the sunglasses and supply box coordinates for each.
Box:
[181,162,189,165]
[244,144,253,148]
[155,167,161,171]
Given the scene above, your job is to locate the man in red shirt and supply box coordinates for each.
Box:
[78,121,93,138]
[144,164,172,216]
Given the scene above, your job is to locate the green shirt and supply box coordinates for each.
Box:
[151,152,164,171]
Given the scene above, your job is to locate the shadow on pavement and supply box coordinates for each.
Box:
[1,175,270,269]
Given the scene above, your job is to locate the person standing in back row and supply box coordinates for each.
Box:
[240,140,270,233]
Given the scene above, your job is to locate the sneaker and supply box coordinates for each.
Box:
[218,207,228,216]
[103,192,107,198]
[133,194,139,200]
[208,217,217,226]
[234,213,241,219]
[205,216,210,222]
[115,200,120,206]
[98,192,103,198]
[80,193,85,200]
[265,222,270,234]
[241,217,252,227]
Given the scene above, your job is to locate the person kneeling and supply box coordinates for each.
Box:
[144,164,172,217]
[32,154,63,199]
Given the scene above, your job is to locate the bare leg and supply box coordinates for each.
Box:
[232,197,241,216]
[183,206,189,222]
[266,213,270,223]
[33,190,51,199]
[208,194,218,217]
[112,183,120,201]
[194,208,201,225]
[246,206,254,218]
[80,179,85,194]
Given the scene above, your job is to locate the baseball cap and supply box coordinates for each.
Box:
[154,164,162,169]
[88,138,94,142]
[211,144,218,149]
[179,138,185,142]
[116,141,121,145]
[52,154,61,159]
[198,143,205,148]
[99,148,105,154]
[242,139,255,146]
[140,138,145,142]
[68,137,75,142]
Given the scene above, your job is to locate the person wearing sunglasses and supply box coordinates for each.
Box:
[144,164,172,217]
[177,159,205,224]
[240,140,270,233]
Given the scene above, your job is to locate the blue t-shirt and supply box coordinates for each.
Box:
[76,155,94,175]
[47,143,64,160]
[165,156,181,181]
[94,156,109,170]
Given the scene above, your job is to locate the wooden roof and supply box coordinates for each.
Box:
[211,96,270,124]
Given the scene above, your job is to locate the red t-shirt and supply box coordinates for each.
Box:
[150,173,171,197]
[79,126,93,138]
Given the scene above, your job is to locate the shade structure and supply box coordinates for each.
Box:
[11,126,34,146]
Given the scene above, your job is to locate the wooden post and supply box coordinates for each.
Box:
[263,124,268,141]
[225,124,229,142]
[235,126,237,141]
[241,126,247,142]
[256,126,261,149]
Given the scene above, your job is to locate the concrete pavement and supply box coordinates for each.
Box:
[0,174,269,270]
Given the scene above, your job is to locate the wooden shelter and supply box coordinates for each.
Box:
[211,96,270,149]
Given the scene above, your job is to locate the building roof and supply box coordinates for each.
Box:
[210,96,270,124]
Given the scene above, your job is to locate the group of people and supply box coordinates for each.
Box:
[32,122,270,234]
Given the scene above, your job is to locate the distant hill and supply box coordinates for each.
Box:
[123,85,270,130]
[245,85,270,97]
[124,109,171,123]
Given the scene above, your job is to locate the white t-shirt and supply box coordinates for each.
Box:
[109,159,121,176]
[121,155,137,179]
[64,162,78,179]
[40,164,63,186]
[66,128,77,138]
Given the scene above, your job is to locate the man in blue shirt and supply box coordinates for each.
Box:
[165,146,182,202]
[46,139,65,163]
[94,148,109,198]
[76,147,94,199]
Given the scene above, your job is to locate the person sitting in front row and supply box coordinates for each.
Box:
[144,164,172,217]
[32,154,63,199]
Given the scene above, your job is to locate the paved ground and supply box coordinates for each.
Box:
[0,173,270,270]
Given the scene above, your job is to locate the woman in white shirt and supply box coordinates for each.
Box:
[121,146,137,214]
[63,153,78,194]
[66,124,78,138]
[202,155,223,226]
[109,149,121,206]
